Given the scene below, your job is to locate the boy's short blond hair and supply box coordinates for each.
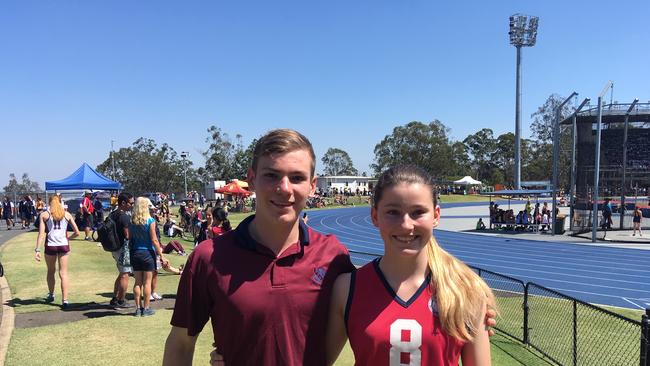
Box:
[251,129,316,177]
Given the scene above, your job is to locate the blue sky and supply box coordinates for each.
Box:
[2,0,649,187]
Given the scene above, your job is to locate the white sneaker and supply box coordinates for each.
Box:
[152,292,163,301]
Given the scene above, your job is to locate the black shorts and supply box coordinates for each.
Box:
[130,249,156,272]
[83,213,94,228]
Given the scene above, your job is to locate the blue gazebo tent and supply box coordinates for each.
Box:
[45,163,122,191]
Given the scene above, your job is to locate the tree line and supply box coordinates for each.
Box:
[3,94,574,196]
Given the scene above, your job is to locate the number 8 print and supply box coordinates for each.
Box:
[389,319,422,366]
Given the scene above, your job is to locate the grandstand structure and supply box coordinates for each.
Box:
[561,101,650,234]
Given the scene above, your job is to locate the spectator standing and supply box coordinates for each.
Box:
[34,195,80,309]
[81,190,95,241]
[129,197,168,316]
[602,198,613,239]
[93,194,104,224]
[541,202,549,217]
[20,195,36,229]
[633,207,643,236]
[109,193,135,309]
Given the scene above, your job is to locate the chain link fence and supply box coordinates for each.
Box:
[472,267,526,343]
[525,283,642,366]
[471,266,646,366]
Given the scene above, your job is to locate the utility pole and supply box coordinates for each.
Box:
[181,151,189,198]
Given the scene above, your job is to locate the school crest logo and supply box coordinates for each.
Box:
[311,266,327,286]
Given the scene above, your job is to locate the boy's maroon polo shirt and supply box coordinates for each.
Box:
[171,215,355,366]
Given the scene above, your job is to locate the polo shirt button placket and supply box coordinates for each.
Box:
[270,260,286,288]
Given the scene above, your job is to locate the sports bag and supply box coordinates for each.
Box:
[96,215,122,252]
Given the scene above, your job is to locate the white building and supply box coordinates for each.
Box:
[315,176,376,195]
[204,180,226,200]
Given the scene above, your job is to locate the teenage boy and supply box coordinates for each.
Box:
[163,129,354,365]
[109,192,134,309]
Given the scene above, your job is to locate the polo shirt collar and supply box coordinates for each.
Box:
[234,214,310,252]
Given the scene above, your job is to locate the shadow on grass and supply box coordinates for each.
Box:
[6,297,61,308]
[93,292,177,301]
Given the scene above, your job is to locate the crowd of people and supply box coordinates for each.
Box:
[1,195,46,230]
[29,187,234,318]
[488,200,555,231]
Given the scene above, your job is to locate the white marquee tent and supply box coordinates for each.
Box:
[453,176,482,185]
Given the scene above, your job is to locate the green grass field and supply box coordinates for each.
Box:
[0,204,610,365]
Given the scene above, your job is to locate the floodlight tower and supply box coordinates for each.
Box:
[509,14,539,189]
[180,151,189,197]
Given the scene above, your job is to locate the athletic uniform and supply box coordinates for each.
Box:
[346,258,464,366]
[171,215,355,366]
[44,211,70,256]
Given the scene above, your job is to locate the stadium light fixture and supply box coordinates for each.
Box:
[509,14,539,190]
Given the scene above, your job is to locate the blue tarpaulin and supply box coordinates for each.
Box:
[45,163,122,191]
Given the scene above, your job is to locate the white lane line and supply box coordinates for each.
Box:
[621,297,645,310]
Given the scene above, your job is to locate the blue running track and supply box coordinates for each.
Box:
[307,205,650,310]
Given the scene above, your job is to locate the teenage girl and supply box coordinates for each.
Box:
[35,195,80,309]
[327,165,495,366]
[633,207,643,237]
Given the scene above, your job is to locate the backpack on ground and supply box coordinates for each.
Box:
[96,215,122,252]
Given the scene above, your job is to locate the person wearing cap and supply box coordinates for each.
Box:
[81,190,95,241]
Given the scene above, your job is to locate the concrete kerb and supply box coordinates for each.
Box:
[0,274,14,366]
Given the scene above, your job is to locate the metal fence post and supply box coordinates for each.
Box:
[573,300,578,366]
[523,283,529,344]
[642,308,650,366]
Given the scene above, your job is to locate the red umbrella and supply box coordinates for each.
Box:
[215,182,252,196]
